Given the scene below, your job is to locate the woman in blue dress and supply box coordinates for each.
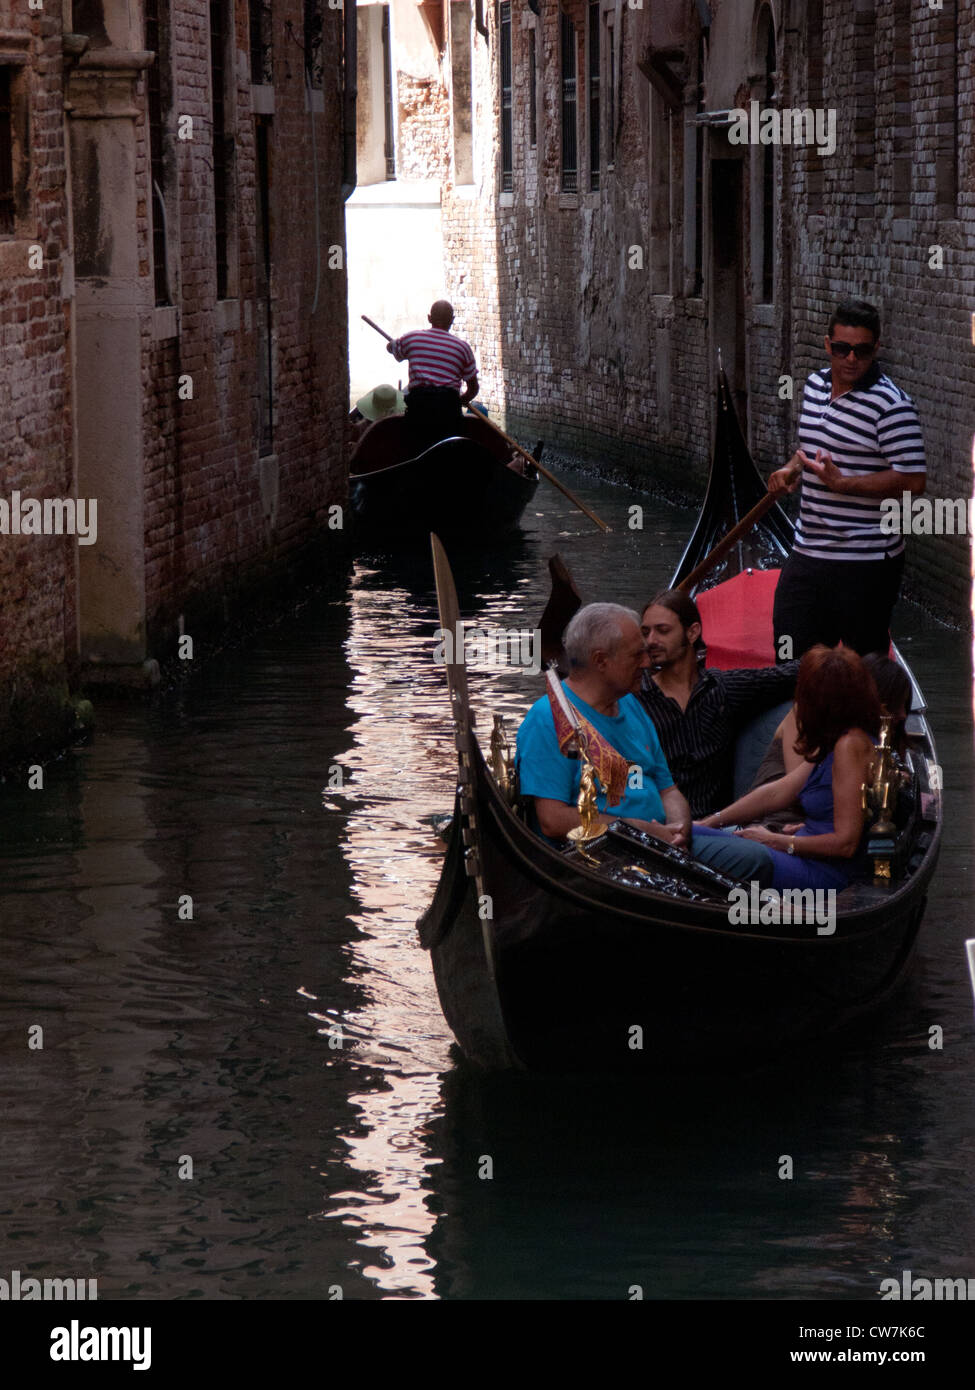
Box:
[696,645,881,890]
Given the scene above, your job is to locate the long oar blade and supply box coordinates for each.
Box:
[430,533,470,712]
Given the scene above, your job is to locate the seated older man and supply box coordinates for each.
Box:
[515,603,772,886]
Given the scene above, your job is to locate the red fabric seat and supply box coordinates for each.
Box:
[697,569,781,670]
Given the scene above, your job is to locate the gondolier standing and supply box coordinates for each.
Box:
[768,299,926,658]
[387,300,480,439]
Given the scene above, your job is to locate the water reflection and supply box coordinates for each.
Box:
[0,468,972,1301]
[327,503,975,1300]
[328,553,546,1296]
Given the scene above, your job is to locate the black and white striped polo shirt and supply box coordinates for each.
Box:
[794,365,926,561]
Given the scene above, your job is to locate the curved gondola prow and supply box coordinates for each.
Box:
[426,533,526,1069]
[429,535,499,976]
[672,366,793,590]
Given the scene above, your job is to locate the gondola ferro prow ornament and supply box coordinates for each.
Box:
[568,754,603,846]
[862,714,906,838]
[489,713,516,804]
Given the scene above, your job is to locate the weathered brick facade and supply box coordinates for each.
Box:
[1,1,351,757]
[134,0,350,652]
[426,0,975,625]
[0,6,77,757]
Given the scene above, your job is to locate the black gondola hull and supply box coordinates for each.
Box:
[422,741,938,1073]
[418,371,943,1072]
[349,421,538,537]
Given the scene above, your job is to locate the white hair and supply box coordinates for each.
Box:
[563,603,641,669]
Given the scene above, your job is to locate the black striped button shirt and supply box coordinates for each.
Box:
[795,364,926,562]
[638,661,800,819]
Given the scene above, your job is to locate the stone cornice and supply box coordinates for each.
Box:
[66,49,153,120]
[77,47,153,73]
[0,27,31,60]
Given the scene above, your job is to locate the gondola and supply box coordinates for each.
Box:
[417,371,943,1073]
[348,410,539,537]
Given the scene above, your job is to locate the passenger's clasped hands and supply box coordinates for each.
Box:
[733,823,777,844]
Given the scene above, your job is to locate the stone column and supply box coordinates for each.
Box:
[65,5,153,674]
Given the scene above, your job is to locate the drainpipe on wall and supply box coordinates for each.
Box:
[341,0,357,201]
[475,0,488,44]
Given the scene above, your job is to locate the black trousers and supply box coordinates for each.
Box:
[772,549,905,661]
[405,386,463,440]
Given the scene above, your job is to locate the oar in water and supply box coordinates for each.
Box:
[469,413,611,534]
[676,491,779,593]
[360,313,611,534]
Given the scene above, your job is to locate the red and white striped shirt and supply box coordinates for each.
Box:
[390,327,477,391]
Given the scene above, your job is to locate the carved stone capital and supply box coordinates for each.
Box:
[66,48,153,120]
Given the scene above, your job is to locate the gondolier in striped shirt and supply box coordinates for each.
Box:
[768,299,926,658]
[387,300,480,439]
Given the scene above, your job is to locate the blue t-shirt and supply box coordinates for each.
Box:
[515,685,674,824]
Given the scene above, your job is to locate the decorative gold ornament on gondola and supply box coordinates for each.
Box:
[862,714,909,837]
[568,753,602,845]
[489,713,517,803]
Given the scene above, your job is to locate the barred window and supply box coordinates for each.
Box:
[588,3,599,190]
[210,0,233,299]
[693,37,704,295]
[145,0,172,304]
[805,0,824,208]
[382,4,396,179]
[853,0,875,208]
[255,115,274,456]
[528,28,537,149]
[605,14,615,167]
[934,0,958,217]
[0,67,14,235]
[560,11,577,192]
[304,0,323,88]
[891,0,911,217]
[250,0,273,86]
[499,1,512,192]
[761,15,775,304]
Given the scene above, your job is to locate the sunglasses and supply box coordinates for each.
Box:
[828,339,876,360]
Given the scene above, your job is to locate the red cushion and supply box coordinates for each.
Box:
[697,569,781,669]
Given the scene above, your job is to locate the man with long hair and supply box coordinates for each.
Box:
[637,589,799,818]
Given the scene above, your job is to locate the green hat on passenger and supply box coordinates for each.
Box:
[356,383,406,421]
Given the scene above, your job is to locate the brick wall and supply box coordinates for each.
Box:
[1,3,351,759]
[0,9,76,742]
[397,71,450,183]
[442,3,712,496]
[432,0,974,626]
[142,0,349,651]
[787,0,975,623]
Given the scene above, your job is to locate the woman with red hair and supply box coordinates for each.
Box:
[698,645,881,890]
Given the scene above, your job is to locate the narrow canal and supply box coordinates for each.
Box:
[2,467,973,1301]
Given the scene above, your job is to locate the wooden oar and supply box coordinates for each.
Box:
[677,491,779,593]
[361,313,393,342]
[468,412,611,534]
[430,531,471,714]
